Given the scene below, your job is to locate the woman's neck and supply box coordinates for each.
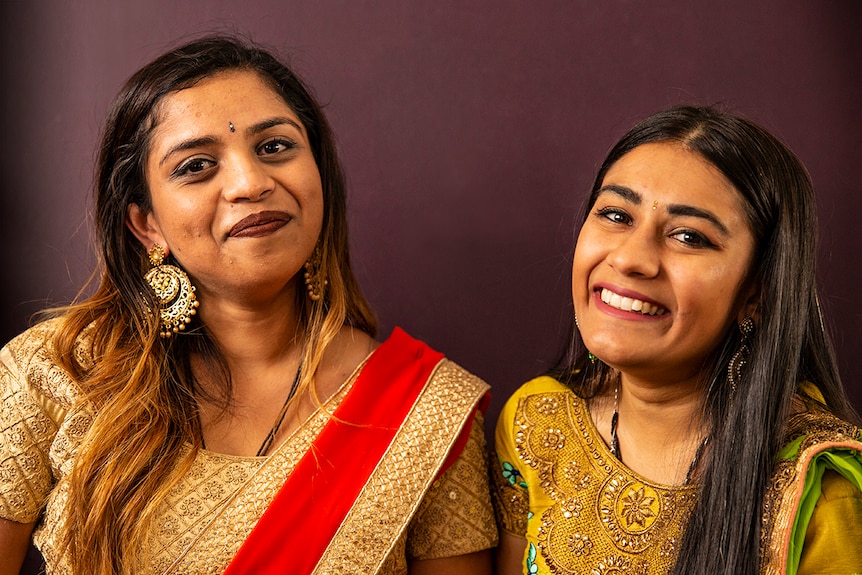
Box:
[190,288,310,456]
[197,287,303,368]
[592,372,710,485]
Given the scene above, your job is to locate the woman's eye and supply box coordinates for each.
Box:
[258,138,296,156]
[671,230,715,248]
[174,158,214,177]
[595,207,632,225]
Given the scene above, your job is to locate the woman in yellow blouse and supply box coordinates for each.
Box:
[493,105,862,575]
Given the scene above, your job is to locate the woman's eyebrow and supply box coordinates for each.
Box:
[597,184,641,204]
[667,204,730,236]
[245,116,303,136]
[158,136,218,167]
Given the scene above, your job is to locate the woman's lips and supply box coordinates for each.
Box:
[593,286,669,317]
[228,211,291,238]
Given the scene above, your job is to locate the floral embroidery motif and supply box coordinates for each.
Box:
[620,486,656,529]
[599,477,665,551]
[592,555,631,574]
[535,396,559,415]
[560,497,582,519]
[592,553,651,575]
[563,461,591,490]
[490,455,530,536]
[542,428,566,450]
[568,533,593,556]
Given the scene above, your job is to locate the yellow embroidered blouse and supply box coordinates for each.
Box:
[492,376,862,575]
[0,321,498,574]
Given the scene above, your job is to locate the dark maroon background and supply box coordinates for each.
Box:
[2,2,861,570]
[2,0,861,501]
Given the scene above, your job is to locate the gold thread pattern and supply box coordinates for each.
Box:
[494,378,862,575]
[1,321,497,574]
[312,361,494,573]
[492,381,696,575]
[759,411,862,575]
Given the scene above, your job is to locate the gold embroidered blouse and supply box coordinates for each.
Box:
[0,320,498,574]
[492,376,862,575]
[492,376,696,575]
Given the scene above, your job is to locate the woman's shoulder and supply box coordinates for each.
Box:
[383,328,491,398]
[1,317,87,409]
[782,391,862,455]
[762,399,862,572]
[503,375,573,407]
[434,359,490,396]
[494,375,577,435]
[2,318,62,369]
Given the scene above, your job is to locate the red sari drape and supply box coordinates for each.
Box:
[222,328,478,574]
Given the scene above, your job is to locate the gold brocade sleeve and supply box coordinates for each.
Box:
[405,411,499,560]
[0,323,67,523]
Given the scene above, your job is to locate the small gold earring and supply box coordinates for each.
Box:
[145,244,199,337]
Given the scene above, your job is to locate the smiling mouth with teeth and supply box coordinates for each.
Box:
[600,288,668,316]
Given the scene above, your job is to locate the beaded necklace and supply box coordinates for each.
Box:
[609,381,710,485]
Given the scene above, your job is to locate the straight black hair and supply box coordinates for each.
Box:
[556,105,856,574]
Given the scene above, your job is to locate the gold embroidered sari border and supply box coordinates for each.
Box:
[312,360,489,574]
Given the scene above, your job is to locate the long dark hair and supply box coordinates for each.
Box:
[556,105,856,574]
[52,35,376,573]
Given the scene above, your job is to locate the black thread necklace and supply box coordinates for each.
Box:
[609,381,710,485]
[200,359,303,457]
[255,360,303,456]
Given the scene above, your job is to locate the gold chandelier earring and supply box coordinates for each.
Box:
[303,245,328,301]
[145,244,199,338]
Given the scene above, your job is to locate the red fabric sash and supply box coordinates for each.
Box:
[223,328,471,574]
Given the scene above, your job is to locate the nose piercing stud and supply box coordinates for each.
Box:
[229,121,235,132]
[652,200,658,210]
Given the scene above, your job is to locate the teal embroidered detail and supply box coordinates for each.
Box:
[502,460,528,489]
[527,542,539,574]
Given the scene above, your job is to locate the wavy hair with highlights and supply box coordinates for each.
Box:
[50,35,376,573]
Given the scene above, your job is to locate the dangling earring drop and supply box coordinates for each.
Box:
[727,316,756,394]
[303,244,328,301]
[145,244,199,337]
[575,313,598,365]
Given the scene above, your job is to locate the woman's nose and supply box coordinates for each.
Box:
[605,227,661,278]
[221,153,275,202]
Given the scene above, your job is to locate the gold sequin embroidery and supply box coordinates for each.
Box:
[510,390,696,574]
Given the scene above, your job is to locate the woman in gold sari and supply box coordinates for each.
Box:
[0,36,496,574]
[492,106,861,574]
